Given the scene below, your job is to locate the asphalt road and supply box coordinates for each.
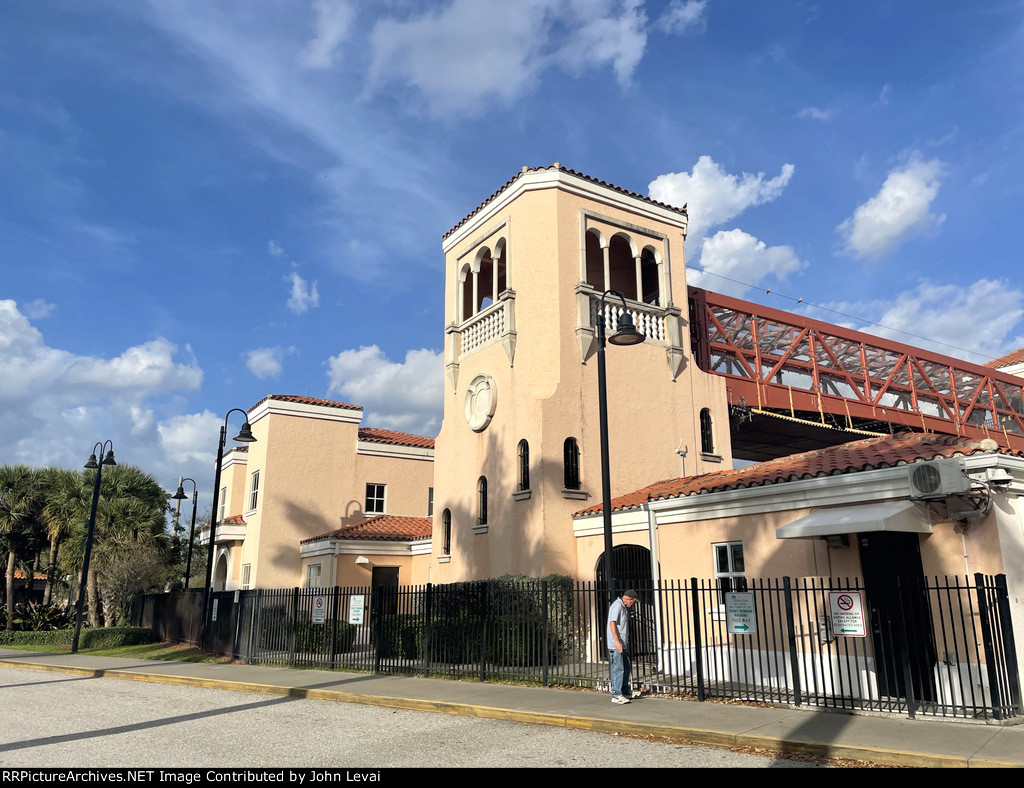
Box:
[0,666,826,769]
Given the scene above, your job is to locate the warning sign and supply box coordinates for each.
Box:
[828,591,866,637]
[312,595,327,624]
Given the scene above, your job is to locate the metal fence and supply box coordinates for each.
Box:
[132,573,1021,721]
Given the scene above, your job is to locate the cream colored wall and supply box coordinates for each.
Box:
[433,179,731,583]
[300,550,431,589]
[648,505,1007,583]
[238,411,433,590]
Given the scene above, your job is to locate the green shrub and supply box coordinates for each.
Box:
[0,626,156,649]
[295,620,357,654]
[0,602,76,632]
[79,627,158,649]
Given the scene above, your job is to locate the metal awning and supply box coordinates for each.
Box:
[776,500,933,540]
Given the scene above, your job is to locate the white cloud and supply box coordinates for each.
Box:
[21,299,56,319]
[811,279,1024,362]
[158,411,223,464]
[655,0,708,35]
[648,155,795,243]
[0,299,210,494]
[367,0,649,116]
[298,0,355,70]
[694,229,806,296]
[245,346,293,379]
[268,240,285,257]
[286,272,320,314]
[325,345,442,437]
[796,106,835,122]
[837,154,945,260]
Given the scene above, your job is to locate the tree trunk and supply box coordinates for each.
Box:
[87,568,100,628]
[5,550,15,630]
[43,538,59,606]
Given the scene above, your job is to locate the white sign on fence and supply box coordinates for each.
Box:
[312,594,327,625]
[828,591,866,637]
[348,594,365,625]
[211,599,218,622]
[725,592,757,635]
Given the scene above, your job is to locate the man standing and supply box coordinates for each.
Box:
[607,589,637,704]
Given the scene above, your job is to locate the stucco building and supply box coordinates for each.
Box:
[203,394,435,591]
[429,164,731,584]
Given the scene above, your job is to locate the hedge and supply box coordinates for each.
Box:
[0,627,158,649]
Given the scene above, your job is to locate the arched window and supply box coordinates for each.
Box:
[477,477,488,526]
[640,247,660,306]
[442,509,451,555]
[563,438,581,490]
[459,263,473,323]
[607,234,637,301]
[585,229,604,290]
[700,409,714,454]
[517,439,530,491]
[494,239,508,296]
[477,247,494,311]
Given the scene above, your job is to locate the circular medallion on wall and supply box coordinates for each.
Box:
[464,374,497,432]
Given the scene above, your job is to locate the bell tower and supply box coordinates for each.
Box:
[431,164,731,582]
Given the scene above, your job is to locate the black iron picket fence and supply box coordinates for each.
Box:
[131,573,1021,720]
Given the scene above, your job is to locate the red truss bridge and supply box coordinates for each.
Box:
[688,287,1024,461]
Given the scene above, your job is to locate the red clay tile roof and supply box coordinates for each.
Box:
[985,347,1024,369]
[249,394,362,413]
[6,569,46,581]
[301,515,433,544]
[358,427,435,449]
[576,433,1017,517]
[225,445,248,453]
[443,164,688,240]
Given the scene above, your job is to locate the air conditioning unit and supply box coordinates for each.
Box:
[908,458,970,499]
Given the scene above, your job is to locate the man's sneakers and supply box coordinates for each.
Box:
[611,695,631,704]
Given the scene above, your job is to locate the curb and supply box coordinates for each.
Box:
[1,659,1015,768]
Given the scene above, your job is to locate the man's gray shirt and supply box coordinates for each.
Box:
[607,597,629,650]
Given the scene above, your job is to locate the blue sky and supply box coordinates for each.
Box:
[2,0,1023,508]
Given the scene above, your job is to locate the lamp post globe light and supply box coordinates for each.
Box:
[595,290,644,605]
[71,440,116,654]
[200,409,256,648]
[171,477,199,589]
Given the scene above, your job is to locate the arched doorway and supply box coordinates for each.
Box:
[213,554,228,592]
[596,545,656,660]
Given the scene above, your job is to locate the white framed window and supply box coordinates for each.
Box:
[241,563,251,590]
[713,541,746,603]
[428,487,434,517]
[365,483,386,514]
[306,563,322,588]
[249,470,260,511]
[218,487,227,521]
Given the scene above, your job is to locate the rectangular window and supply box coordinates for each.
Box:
[713,542,747,603]
[241,564,251,590]
[306,563,321,588]
[427,487,434,517]
[249,471,260,511]
[218,487,227,521]
[365,483,385,514]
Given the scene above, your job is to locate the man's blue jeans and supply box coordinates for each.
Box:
[608,648,631,697]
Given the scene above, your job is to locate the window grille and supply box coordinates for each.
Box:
[442,509,451,555]
[517,440,530,491]
[478,477,488,526]
[563,438,581,490]
[700,409,714,454]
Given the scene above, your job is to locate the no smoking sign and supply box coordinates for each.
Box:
[828,591,865,637]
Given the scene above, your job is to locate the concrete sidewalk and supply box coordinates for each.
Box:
[1,648,1021,768]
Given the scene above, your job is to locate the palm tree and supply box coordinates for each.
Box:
[0,465,42,629]
[59,464,170,626]
[40,468,89,605]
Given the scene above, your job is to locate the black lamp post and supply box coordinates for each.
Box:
[596,290,644,604]
[200,409,256,648]
[71,441,116,654]
[171,477,198,589]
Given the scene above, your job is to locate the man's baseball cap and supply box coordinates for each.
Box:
[623,589,639,600]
